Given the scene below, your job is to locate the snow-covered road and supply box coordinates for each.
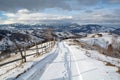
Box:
[40,42,73,80]
[15,41,120,80]
[39,42,118,80]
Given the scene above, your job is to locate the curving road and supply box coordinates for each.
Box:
[39,42,108,80]
[16,41,112,80]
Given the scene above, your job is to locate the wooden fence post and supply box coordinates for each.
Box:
[42,42,43,55]
[44,43,47,54]
[23,43,26,62]
[35,42,39,56]
[54,37,55,46]
[40,42,42,55]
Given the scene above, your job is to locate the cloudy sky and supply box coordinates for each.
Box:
[0,0,120,24]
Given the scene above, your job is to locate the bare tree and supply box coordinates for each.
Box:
[13,40,26,63]
[112,36,120,51]
[111,35,120,57]
[44,28,53,41]
[107,44,113,54]
[43,28,54,51]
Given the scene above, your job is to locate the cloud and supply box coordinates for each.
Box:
[0,0,120,12]
[73,9,120,24]
[2,9,73,24]
[77,0,98,6]
[17,9,30,14]
[0,0,102,11]
[0,0,71,11]
[114,9,120,15]
[85,10,93,13]
[66,0,100,10]
[0,0,120,25]
[1,8,120,25]
[107,0,120,4]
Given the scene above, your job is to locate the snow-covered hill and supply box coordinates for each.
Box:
[0,23,120,60]
[70,24,118,34]
[1,41,120,80]
[0,23,119,33]
[0,29,45,60]
[78,33,120,58]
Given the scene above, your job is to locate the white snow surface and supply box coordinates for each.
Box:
[0,41,120,80]
[0,42,56,80]
[40,41,120,80]
[79,33,119,48]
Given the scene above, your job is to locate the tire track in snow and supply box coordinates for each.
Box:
[39,42,67,80]
[63,43,72,80]
[71,52,84,80]
[64,43,84,80]
[16,43,59,80]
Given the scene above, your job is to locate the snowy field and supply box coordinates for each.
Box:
[0,40,120,80]
[39,41,120,80]
[79,33,120,49]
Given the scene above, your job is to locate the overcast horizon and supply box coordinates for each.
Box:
[0,0,120,25]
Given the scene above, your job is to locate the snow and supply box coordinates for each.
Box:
[40,41,120,80]
[0,42,56,80]
[55,32,74,38]
[16,45,58,80]
[85,49,120,67]
[40,43,67,80]
[67,44,115,80]
[0,40,120,80]
[79,33,115,48]
[67,42,120,80]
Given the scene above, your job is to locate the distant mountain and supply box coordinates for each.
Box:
[0,29,45,52]
[0,23,120,35]
[0,23,119,37]
[0,23,120,55]
[112,28,120,35]
[70,24,119,34]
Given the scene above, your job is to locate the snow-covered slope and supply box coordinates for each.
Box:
[1,41,119,80]
[0,23,120,60]
[0,23,119,34]
[79,33,120,48]
[70,24,118,34]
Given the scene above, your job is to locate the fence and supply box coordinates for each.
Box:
[0,40,55,66]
